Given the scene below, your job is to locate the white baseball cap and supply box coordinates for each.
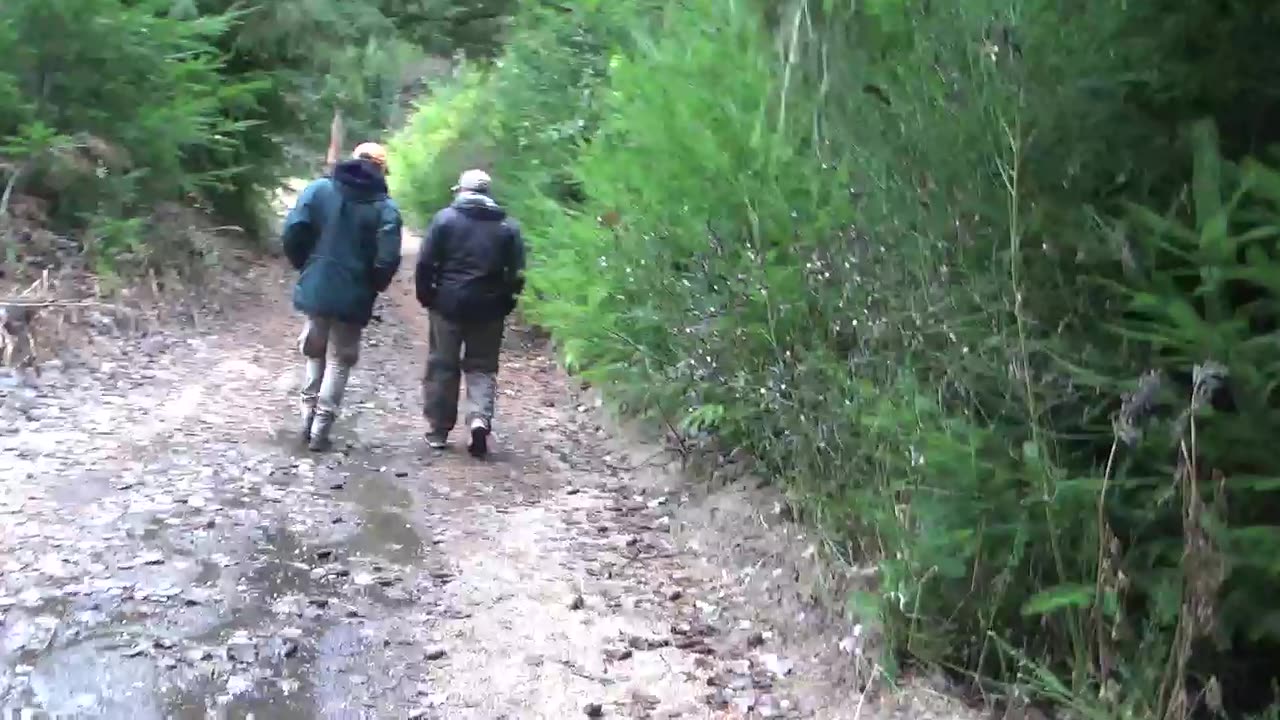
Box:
[452,169,491,193]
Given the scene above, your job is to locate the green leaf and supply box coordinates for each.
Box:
[1020,583,1096,617]
[1189,118,1223,234]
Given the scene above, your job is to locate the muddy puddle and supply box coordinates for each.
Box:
[2,445,440,718]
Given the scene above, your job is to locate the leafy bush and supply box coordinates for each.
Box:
[156,0,435,238]
[390,1,661,230]
[390,69,497,223]
[0,0,450,274]
[395,0,1280,715]
[0,1,238,221]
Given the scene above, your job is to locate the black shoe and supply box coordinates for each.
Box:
[467,419,489,458]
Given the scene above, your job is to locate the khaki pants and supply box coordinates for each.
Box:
[298,316,362,419]
[423,310,504,432]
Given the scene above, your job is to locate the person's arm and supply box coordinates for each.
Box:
[282,181,323,270]
[371,200,403,293]
[505,220,527,301]
[415,211,446,308]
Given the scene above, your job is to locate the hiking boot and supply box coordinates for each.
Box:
[425,430,449,450]
[308,413,335,452]
[468,418,490,459]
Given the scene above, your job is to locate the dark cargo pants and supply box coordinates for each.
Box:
[423,310,504,433]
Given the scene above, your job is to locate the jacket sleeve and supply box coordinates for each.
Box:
[371,200,403,293]
[505,220,527,300]
[415,211,447,308]
[282,180,323,270]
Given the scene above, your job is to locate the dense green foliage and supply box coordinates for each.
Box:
[1,0,239,260]
[392,0,1280,715]
[0,0,519,277]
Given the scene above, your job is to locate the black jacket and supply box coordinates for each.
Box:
[415,192,526,323]
[283,159,402,326]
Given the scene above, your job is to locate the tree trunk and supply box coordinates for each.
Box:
[325,107,344,175]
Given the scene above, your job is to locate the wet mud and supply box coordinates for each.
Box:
[0,245,978,719]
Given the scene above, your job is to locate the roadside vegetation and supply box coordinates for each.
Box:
[0,0,503,281]
[390,1,1280,717]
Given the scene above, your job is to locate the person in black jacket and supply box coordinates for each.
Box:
[415,169,526,457]
[282,142,403,451]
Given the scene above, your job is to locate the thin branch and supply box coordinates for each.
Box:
[852,663,881,719]
[1093,438,1120,682]
[406,0,569,27]
[1,163,24,266]
[607,446,673,472]
[0,165,22,219]
[777,0,805,135]
[0,298,131,312]
[554,659,617,685]
[620,551,678,568]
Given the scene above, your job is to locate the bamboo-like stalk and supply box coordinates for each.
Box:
[777,0,806,135]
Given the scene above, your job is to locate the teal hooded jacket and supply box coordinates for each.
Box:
[282,159,403,326]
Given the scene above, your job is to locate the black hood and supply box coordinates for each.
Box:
[451,191,506,221]
[332,159,388,202]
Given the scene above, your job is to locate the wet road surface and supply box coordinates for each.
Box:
[0,252,973,719]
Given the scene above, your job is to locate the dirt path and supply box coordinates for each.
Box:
[0,240,975,719]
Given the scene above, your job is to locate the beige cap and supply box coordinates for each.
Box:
[452,169,491,193]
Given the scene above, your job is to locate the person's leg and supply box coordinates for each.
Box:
[298,316,330,440]
[309,320,362,451]
[422,311,464,448]
[461,318,505,457]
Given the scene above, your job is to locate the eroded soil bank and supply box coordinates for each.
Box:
[0,239,977,719]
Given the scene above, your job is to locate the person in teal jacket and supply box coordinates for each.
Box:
[282,142,402,450]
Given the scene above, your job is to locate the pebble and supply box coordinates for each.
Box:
[756,694,783,718]
[760,652,794,677]
[227,639,257,664]
[603,647,633,662]
[631,690,661,708]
